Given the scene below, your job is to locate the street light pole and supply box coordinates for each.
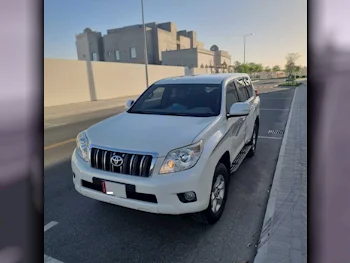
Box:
[243,33,254,64]
[141,0,149,88]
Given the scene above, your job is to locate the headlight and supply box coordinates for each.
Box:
[76,131,90,162]
[160,140,203,174]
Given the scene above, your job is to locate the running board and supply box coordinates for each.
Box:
[230,145,252,174]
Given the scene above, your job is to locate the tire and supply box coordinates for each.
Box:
[192,163,229,224]
[247,122,258,157]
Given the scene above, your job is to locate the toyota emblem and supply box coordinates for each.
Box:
[110,155,123,167]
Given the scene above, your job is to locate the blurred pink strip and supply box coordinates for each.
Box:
[0,247,23,263]
[0,0,36,185]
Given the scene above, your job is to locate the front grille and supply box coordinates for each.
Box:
[90,148,154,177]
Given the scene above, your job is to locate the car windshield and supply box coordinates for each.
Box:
[128,83,222,117]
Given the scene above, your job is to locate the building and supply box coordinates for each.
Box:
[162,44,231,68]
[75,21,231,68]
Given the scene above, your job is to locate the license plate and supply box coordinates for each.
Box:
[101,181,126,198]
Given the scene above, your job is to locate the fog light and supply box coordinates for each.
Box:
[177,192,197,203]
[184,191,196,201]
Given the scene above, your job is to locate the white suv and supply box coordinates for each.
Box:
[72,73,260,224]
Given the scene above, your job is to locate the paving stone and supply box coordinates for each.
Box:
[290,249,303,263]
[291,237,302,250]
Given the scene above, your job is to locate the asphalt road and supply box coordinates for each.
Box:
[44,86,295,263]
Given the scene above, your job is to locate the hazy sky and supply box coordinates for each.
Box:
[44,0,307,67]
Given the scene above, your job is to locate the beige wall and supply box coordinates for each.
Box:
[162,49,198,67]
[179,35,191,49]
[196,41,204,49]
[44,59,184,107]
[157,28,178,62]
[191,67,211,75]
[44,59,91,107]
[197,49,215,67]
[102,27,154,64]
[258,71,287,79]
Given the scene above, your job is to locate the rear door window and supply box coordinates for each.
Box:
[243,77,254,98]
[235,79,249,101]
[226,82,240,113]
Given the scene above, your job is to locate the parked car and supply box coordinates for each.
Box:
[72,73,260,224]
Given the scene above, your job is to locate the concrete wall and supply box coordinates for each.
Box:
[45,59,91,107]
[44,59,185,107]
[102,27,154,64]
[258,71,287,79]
[191,67,211,75]
[214,50,231,66]
[197,49,215,67]
[162,48,198,67]
[76,30,104,61]
[162,48,231,69]
[157,28,178,62]
[196,41,204,49]
[178,35,191,49]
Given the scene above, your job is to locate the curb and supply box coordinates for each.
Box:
[253,87,298,262]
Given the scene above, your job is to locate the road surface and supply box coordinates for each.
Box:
[44,85,296,263]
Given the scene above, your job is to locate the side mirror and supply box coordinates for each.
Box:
[228,102,250,118]
[125,100,134,110]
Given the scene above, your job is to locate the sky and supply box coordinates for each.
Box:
[44,0,307,68]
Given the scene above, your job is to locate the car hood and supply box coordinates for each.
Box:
[86,112,216,157]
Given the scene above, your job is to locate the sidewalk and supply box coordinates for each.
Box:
[254,84,307,263]
[44,95,139,120]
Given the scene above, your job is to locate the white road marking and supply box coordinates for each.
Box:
[260,108,290,111]
[44,255,64,263]
[44,221,58,232]
[261,98,293,100]
[258,136,283,140]
[44,221,65,263]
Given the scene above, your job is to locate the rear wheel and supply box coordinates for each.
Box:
[192,163,229,224]
[247,122,258,157]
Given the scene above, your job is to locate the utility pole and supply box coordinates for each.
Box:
[243,33,254,64]
[141,0,149,88]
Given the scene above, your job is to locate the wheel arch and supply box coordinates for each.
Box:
[217,151,231,176]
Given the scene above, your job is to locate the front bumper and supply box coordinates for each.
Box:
[71,149,213,215]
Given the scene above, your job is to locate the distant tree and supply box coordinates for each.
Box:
[205,64,208,68]
[285,53,301,80]
[272,65,281,72]
[233,61,264,75]
[264,66,272,72]
[255,63,264,73]
[233,61,242,72]
[294,65,301,77]
[200,63,204,68]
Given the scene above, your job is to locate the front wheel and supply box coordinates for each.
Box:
[247,122,258,157]
[192,163,229,224]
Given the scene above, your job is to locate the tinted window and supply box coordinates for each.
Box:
[235,79,249,101]
[128,84,222,117]
[244,77,254,98]
[226,82,239,113]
